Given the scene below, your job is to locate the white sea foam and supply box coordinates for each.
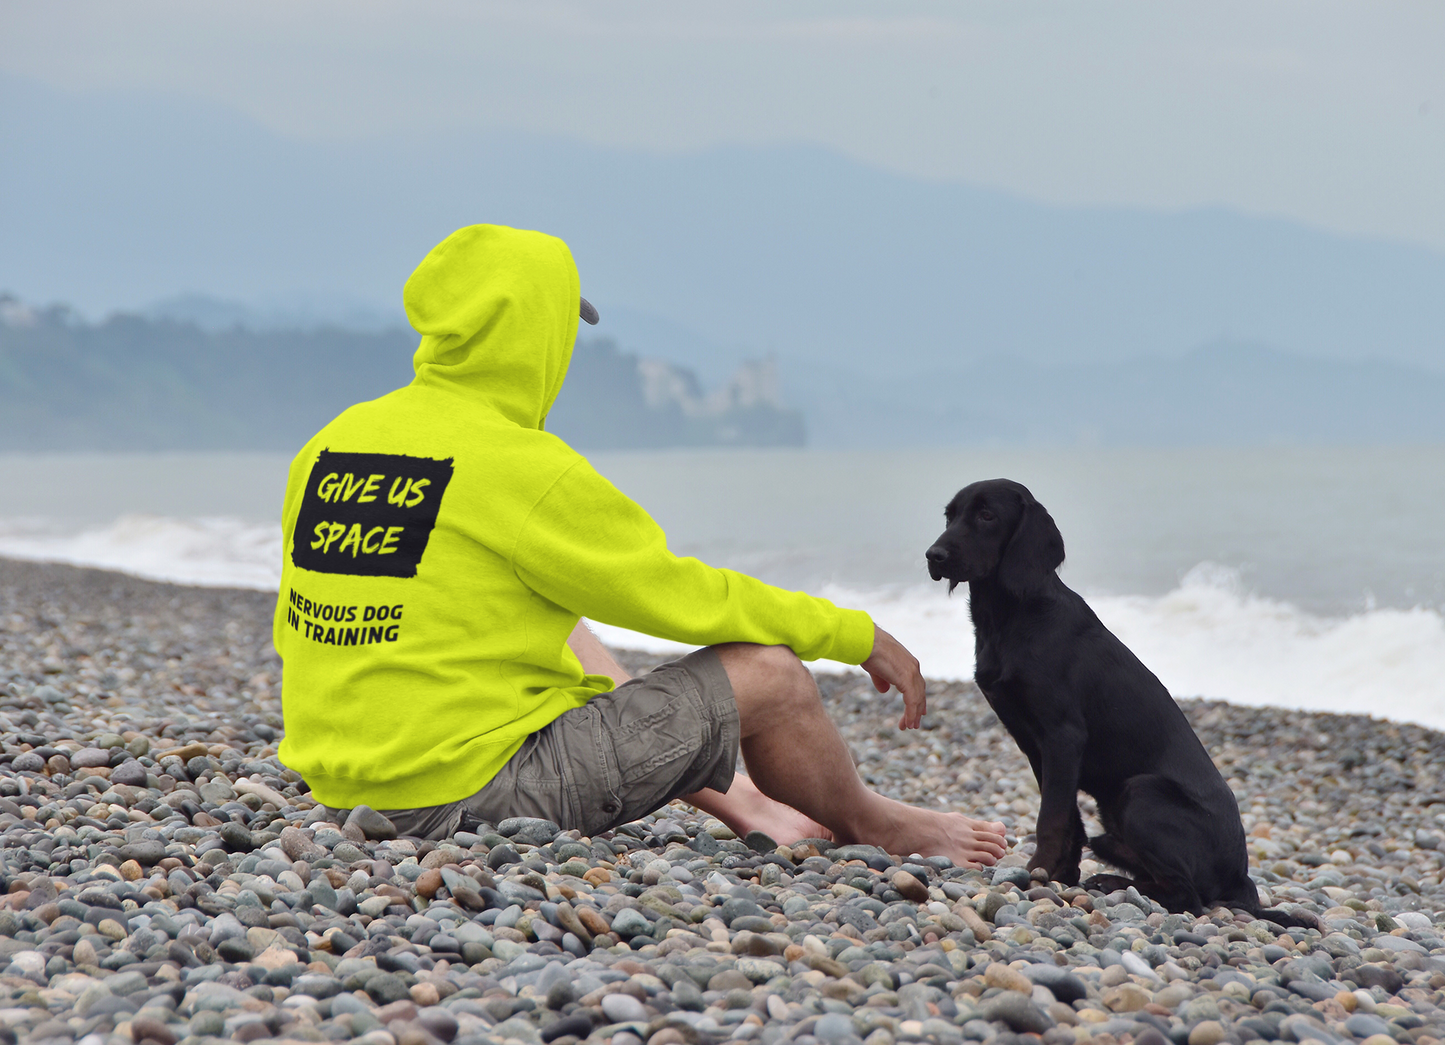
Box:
[0,515,283,591]
[591,564,1445,733]
[3,516,1442,731]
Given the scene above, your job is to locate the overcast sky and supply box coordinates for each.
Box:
[3,1,1442,251]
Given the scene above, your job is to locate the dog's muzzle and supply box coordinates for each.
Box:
[925,545,949,582]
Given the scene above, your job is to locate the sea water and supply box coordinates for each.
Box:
[1,447,1442,728]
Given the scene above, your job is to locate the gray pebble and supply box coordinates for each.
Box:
[600,991,648,1023]
[993,865,1033,888]
[118,838,167,865]
[71,747,112,768]
[111,759,149,786]
[611,908,652,938]
[1345,1013,1392,1038]
[498,816,562,847]
[815,1013,857,1042]
[980,992,1054,1034]
[7,575,1445,1045]
[345,804,398,841]
[364,973,410,1004]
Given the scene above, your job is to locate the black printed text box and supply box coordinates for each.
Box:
[292,450,454,578]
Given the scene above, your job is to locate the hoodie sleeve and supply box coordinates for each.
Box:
[510,460,876,665]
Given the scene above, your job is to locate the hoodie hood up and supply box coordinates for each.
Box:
[404,225,581,430]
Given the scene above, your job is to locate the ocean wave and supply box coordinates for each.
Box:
[3,516,1441,730]
[591,564,1445,732]
[0,515,283,591]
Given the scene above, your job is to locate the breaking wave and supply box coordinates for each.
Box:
[3,517,1441,731]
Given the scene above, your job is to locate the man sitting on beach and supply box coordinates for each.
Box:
[272,224,1007,867]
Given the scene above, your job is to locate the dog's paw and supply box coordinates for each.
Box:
[1029,857,1081,889]
[1052,865,1081,888]
[1082,872,1135,894]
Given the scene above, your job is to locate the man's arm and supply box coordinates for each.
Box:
[512,461,875,666]
[567,620,633,684]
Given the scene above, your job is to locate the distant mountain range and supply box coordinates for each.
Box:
[3,294,1443,449]
[0,298,802,451]
[3,73,1443,394]
[4,76,1444,448]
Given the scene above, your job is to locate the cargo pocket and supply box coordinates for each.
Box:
[567,699,626,836]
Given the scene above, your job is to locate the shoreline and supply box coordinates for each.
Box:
[2,558,1444,1045]
[1,550,1438,736]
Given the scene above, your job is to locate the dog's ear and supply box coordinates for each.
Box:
[997,491,1065,595]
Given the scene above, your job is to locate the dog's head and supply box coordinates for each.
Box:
[926,478,1065,594]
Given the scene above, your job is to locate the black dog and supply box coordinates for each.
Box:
[926,478,1312,925]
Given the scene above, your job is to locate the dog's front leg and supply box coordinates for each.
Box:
[1030,730,1086,886]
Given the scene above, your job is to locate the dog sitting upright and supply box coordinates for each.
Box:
[926,478,1311,925]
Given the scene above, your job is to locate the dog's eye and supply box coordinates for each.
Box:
[977,509,995,522]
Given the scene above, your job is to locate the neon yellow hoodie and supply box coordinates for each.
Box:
[273,225,876,810]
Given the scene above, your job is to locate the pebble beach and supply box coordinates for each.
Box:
[2,558,1445,1045]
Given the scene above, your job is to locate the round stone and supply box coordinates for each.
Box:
[364,973,410,1004]
[980,992,1053,1034]
[735,957,787,983]
[600,992,648,1023]
[498,816,561,847]
[983,962,1033,994]
[190,1011,225,1036]
[12,752,44,772]
[1120,950,1161,980]
[610,908,652,938]
[111,760,148,786]
[219,821,255,852]
[415,868,443,899]
[71,747,112,768]
[344,805,398,841]
[993,866,1032,889]
[815,1013,857,1042]
[891,869,929,902]
[1346,1014,1393,1039]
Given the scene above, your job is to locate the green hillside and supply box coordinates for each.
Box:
[0,299,804,452]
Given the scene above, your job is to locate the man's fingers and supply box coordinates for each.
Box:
[863,625,928,728]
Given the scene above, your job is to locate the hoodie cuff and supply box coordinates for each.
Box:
[826,609,876,665]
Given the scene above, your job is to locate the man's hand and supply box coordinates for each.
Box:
[861,625,927,729]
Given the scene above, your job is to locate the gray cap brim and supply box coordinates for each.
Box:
[580,297,599,325]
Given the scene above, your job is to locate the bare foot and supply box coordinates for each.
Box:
[859,800,1008,868]
[684,774,833,844]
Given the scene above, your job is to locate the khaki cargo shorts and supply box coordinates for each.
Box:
[342,648,739,842]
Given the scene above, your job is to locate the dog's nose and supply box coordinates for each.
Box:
[925,546,947,565]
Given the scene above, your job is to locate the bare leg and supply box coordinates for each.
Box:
[566,622,832,841]
[714,643,1007,867]
[685,774,833,844]
[566,624,1005,864]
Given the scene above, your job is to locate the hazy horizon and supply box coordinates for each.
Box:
[5,3,1442,250]
[3,5,1441,446]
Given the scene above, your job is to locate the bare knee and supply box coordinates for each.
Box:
[753,643,808,679]
[715,643,819,729]
[714,641,802,678]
